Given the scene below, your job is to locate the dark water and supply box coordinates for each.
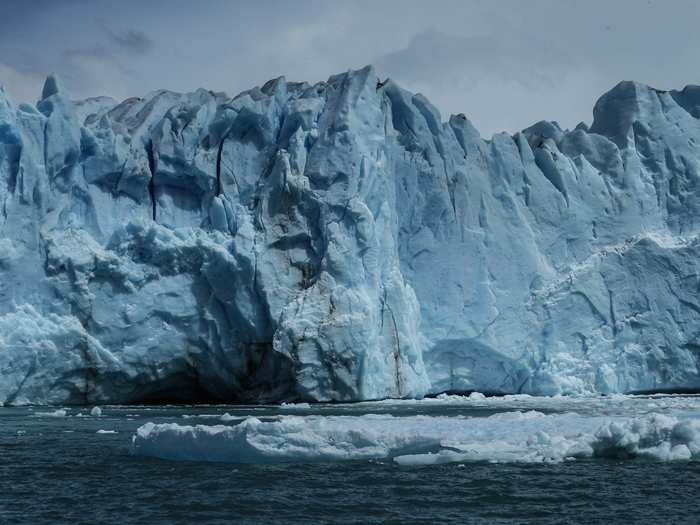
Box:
[1,404,700,525]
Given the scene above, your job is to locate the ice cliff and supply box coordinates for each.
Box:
[2,66,700,405]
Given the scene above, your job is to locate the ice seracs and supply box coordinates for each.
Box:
[2,66,700,405]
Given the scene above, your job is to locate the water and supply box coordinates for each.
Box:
[2,398,700,524]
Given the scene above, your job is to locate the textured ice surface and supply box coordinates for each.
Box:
[2,68,700,404]
[131,395,700,464]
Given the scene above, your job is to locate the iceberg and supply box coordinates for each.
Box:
[2,66,700,404]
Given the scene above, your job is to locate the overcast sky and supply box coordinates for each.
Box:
[1,0,698,136]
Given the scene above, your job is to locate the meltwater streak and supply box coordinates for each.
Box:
[131,394,700,465]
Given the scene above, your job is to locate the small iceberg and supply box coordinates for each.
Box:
[130,410,700,465]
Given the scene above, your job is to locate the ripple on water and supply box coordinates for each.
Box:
[1,398,700,524]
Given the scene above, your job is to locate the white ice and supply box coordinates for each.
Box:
[280,402,312,410]
[34,408,68,417]
[131,395,700,465]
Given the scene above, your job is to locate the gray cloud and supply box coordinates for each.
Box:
[372,28,596,135]
[374,28,571,96]
[0,0,698,135]
[102,22,155,55]
[53,39,134,101]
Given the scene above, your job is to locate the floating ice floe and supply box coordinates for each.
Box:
[131,408,700,465]
[220,413,244,422]
[280,402,312,410]
[360,392,700,417]
[34,408,68,417]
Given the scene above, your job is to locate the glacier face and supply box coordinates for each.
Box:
[2,66,700,405]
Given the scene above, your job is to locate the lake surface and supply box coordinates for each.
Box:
[2,395,700,524]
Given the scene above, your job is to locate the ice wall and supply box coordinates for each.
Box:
[1,67,700,404]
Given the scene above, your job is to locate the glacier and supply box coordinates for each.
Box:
[2,66,700,405]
